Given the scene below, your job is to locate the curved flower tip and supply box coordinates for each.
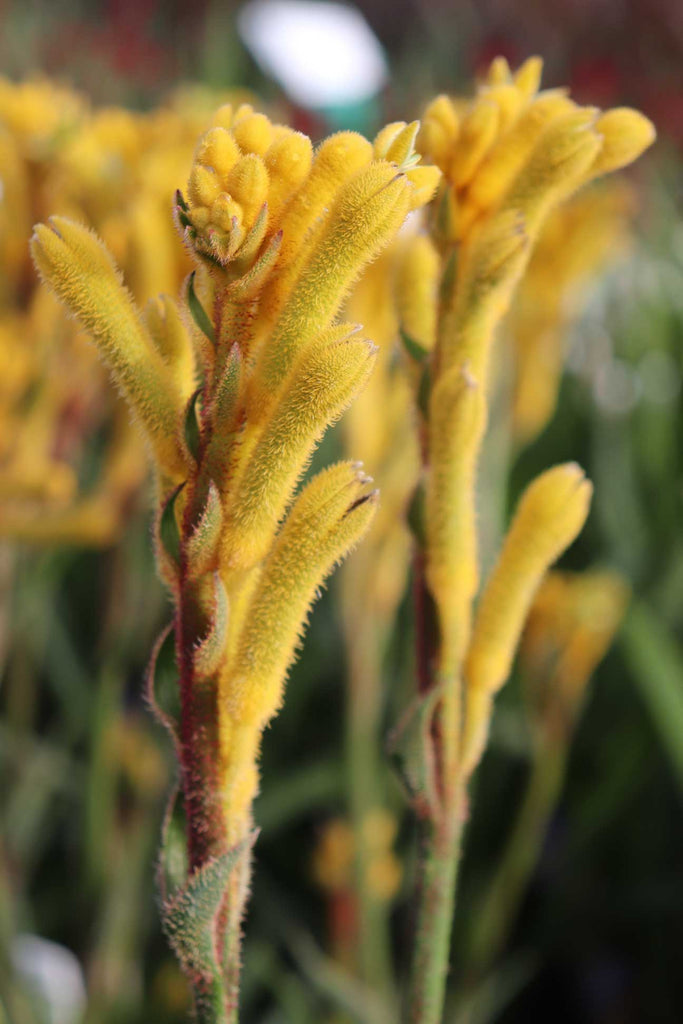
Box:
[373,120,442,211]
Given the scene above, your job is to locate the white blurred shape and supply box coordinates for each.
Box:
[238,0,388,108]
[594,358,641,417]
[12,934,87,1024]
[639,349,681,405]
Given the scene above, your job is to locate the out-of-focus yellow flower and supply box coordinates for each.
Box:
[521,569,630,735]
[508,183,637,445]
[313,812,402,902]
[0,78,243,545]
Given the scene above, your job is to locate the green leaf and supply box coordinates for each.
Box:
[145,624,181,748]
[162,839,249,979]
[387,684,443,819]
[187,271,216,346]
[400,326,429,363]
[184,389,202,462]
[159,482,185,569]
[159,784,189,900]
[407,479,427,548]
[621,601,683,791]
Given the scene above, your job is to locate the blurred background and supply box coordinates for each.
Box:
[1,1,683,1022]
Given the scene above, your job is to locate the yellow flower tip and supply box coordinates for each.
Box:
[264,130,313,220]
[514,56,543,101]
[486,55,512,86]
[450,98,499,188]
[231,111,274,156]
[424,94,459,137]
[518,462,593,550]
[315,131,374,181]
[485,83,523,134]
[374,120,420,167]
[591,107,657,176]
[194,126,241,178]
[188,162,222,208]
[224,153,268,227]
[31,215,117,284]
[461,463,592,776]
[406,163,442,209]
[210,193,243,234]
[211,102,234,129]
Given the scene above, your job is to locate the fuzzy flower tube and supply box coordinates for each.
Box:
[31,105,440,1023]
[387,57,655,1023]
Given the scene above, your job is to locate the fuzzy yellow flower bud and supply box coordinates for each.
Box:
[513,56,544,101]
[395,233,440,351]
[427,366,487,670]
[226,153,269,230]
[461,463,592,774]
[144,294,196,403]
[30,217,186,478]
[589,107,656,178]
[263,130,313,223]
[486,56,512,86]
[231,111,273,155]
[450,98,499,188]
[195,126,241,178]
[222,462,378,728]
[256,162,412,391]
[188,162,222,208]
[501,110,602,236]
[405,164,442,209]
[418,95,459,170]
[467,90,577,213]
[223,330,377,569]
[486,83,523,134]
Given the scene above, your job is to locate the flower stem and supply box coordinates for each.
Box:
[404,792,465,1024]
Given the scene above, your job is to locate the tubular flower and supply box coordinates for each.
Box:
[31,109,438,1019]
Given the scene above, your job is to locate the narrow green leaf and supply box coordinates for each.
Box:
[187,271,216,346]
[621,601,683,790]
[387,684,443,818]
[162,839,249,978]
[159,481,185,569]
[400,326,429,363]
[159,784,189,900]
[184,389,202,462]
[145,624,181,749]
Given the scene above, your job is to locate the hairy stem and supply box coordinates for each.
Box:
[404,794,465,1024]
